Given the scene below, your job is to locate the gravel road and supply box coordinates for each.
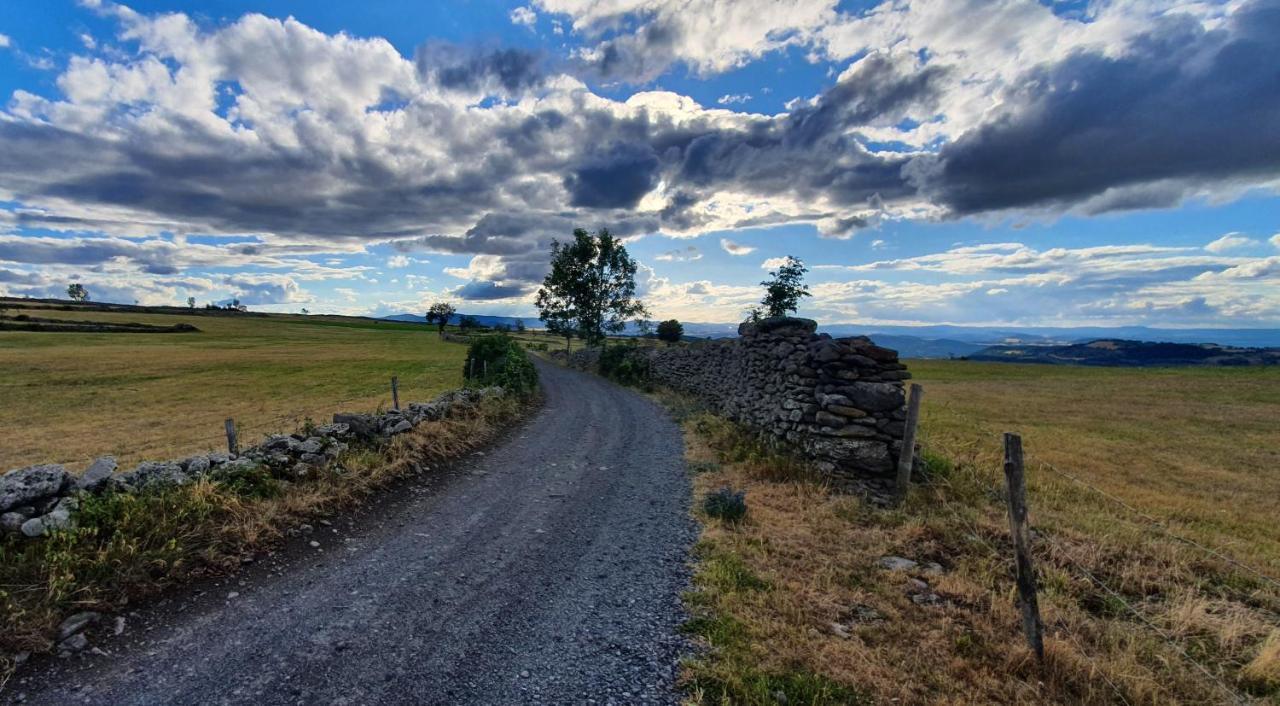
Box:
[6,359,696,705]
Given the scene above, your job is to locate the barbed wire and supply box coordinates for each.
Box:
[1037,530,1248,706]
[1031,456,1280,593]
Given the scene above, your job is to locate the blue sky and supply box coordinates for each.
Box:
[0,0,1277,327]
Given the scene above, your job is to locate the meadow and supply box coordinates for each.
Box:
[0,303,467,472]
[679,359,1280,704]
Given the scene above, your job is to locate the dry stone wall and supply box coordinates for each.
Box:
[566,317,913,491]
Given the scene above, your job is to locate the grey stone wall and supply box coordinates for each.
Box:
[564,317,913,489]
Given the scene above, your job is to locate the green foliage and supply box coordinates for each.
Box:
[425,302,456,332]
[464,334,538,396]
[759,255,810,317]
[458,314,481,331]
[66,283,89,302]
[656,318,684,343]
[535,228,649,346]
[598,345,652,388]
[703,487,748,522]
[218,465,283,499]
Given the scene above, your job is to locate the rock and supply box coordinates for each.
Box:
[77,457,118,492]
[387,420,413,435]
[814,411,846,428]
[210,458,258,479]
[0,464,71,513]
[825,404,867,418]
[878,556,918,571]
[262,435,301,454]
[20,517,45,538]
[332,413,377,441]
[57,611,102,641]
[1,511,26,534]
[119,461,188,489]
[309,540,320,548]
[299,453,327,467]
[42,496,78,532]
[837,382,905,413]
[313,422,350,438]
[298,438,324,455]
[182,455,211,476]
[206,451,232,466]
[58,633,90,654]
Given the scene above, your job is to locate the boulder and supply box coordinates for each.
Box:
[119,461,189,489]
[182,455,211,476]
[57,611,101,641]
[1,511,26,534]
[838,382,905,413]
[0,464,71,513]
[20,516,46,538]
[77,457,117,493]
[298,438,324,455]
[332,413,377,441]
[387,420,413,435]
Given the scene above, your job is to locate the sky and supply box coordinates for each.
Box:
[0,0,1277,327]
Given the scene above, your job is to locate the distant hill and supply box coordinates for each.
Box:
[382,313,543,330]
[967,339,1280,367]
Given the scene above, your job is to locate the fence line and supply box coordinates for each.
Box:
[1031,456,1280,592]
[1036,530,1248,706]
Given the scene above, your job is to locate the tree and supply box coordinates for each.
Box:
[458,314,480,331]
[535,228,649,349]
[67,283,89,302]
[425,302,456,333]
[187,296,196,309]
[759,256,810,318]
[515,319,526,333]
[300,308,310,315]
[656,319,684,344]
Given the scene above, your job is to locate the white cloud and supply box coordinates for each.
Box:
[717,93,750,105]
[0,34,11,49]
[719,238,755,255]
[1270,233,1280,249]
[655,245,702,262]
[1205,233,1257,253]
[870,239,885,249]
[761,256,789,270]
[510,6,538,27]
[387,255,410,268]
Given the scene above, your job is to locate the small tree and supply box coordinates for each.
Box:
[458,314,480,331]
[187,296,196,309]
[535,228,649,349]
[515,319,526,333]
[300,308,310,315]
[67,283,89,302]
[426,302,456,334]
[656,319,684,344]
[759,256,810,318]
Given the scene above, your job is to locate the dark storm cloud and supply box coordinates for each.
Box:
[418,44,547,94]
[564,143,661,208]
[454,279,536,301]
[923,0,1280,214]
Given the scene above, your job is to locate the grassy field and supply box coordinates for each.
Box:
[678,360,1280,704]
[0,304,468,472]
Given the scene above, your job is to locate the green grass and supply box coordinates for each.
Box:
[0,307,468,472]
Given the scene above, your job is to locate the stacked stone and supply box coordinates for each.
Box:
[643,317,912,489]
[0,386,507,541]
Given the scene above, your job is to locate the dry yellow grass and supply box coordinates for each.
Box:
[0,304,467,472]
[674,358,1280,705]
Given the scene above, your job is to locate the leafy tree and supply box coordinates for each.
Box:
[300,308,310,315]
[425,302,456,333]
[656,319,684,344]
[759,256,810,318]
[458,314,480,331]
[515,319,526,333]
[535,227,649,349]
[187,296,196,309]
[67,283,89,302]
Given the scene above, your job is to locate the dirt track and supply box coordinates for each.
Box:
[7,359,695,705]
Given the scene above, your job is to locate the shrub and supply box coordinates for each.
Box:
[598,345,651,388]
[464,334,538,396]
[703,487,747,522]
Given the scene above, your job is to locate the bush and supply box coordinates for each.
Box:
[703,487,747,522]
[464,334,538,396]
[598,345,652,388]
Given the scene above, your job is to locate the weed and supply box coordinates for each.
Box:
[702,487,747,523]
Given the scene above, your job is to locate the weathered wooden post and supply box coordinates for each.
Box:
[1003,432,1045,663]
[224,418,239,456]
[893,383,923,506]
[466,357,473,380]
[390,376,400,411]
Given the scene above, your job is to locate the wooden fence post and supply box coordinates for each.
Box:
[893,383,923,506]
[224,418,239,457]
[1003,432,1045,663]
[390,376,400,411]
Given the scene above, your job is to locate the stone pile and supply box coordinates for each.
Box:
[559,317,914,493]
[0,386,506,541]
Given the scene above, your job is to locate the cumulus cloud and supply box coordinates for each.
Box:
[717,94,750,105]
[719,238,754,255]
[1205,233,1258,253]
[510,6,538,28]
[0,34,11,49]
